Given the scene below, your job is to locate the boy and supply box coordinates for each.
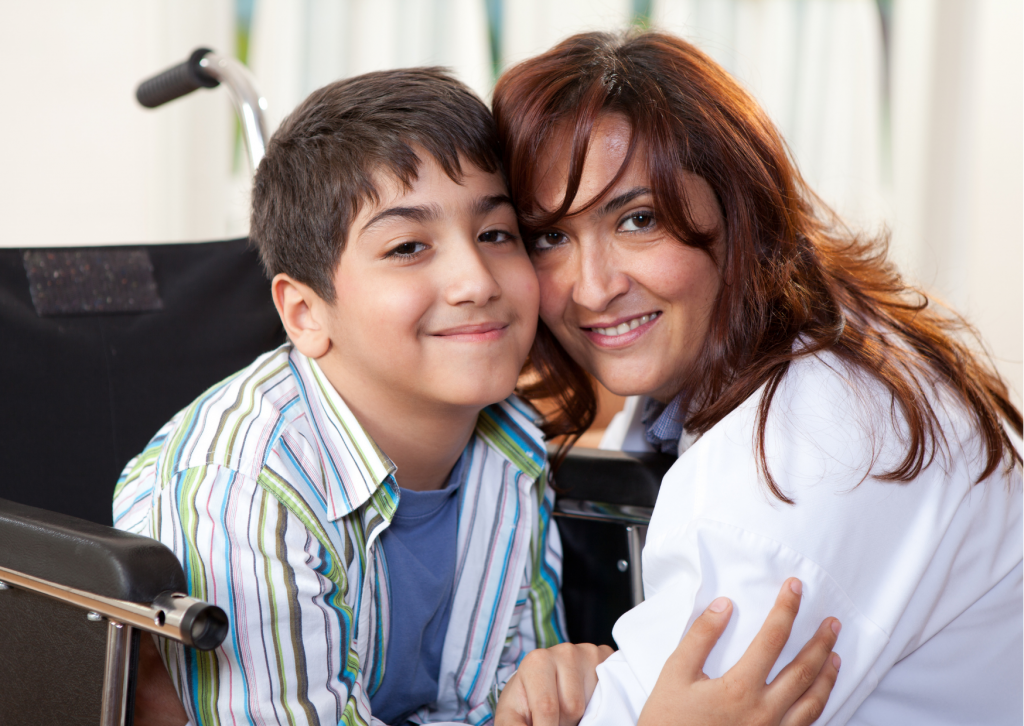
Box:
[113,68,566,725]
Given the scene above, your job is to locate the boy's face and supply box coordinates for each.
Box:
[318,154,539,414]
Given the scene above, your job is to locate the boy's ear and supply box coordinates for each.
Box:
[271,273,332,359]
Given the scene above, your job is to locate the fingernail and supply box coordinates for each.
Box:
[831,620,842,636]
[832,653,842,670]
[789,578,802,595]
[708,597,730,613]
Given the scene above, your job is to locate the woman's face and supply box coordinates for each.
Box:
[530,114,724,403]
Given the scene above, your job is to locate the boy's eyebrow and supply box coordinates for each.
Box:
[361,203,444,233]
[475,194,515,215]
[359,195,513,235]
[596,187,652,217]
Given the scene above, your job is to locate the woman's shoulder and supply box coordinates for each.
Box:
[693,348,1012,494]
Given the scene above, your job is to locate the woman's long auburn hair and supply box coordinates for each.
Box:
[495,30,1022,499]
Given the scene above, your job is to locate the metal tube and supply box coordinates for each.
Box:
[99,621,132,726]
[553,498,653,526]
[625,525,647,607]
[197,52,268,172]
[0,564,224,648]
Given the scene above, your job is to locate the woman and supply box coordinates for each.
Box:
[494,30,1023,725]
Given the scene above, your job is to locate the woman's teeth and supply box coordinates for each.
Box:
[593,313,659,337]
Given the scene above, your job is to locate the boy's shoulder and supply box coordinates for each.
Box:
[113,344,308,533]
[116,344,306,494]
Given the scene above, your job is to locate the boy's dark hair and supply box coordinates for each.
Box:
[251,67,502,301]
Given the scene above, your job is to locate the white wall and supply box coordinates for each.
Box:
[0,1,242,247]
[249,0,492,134]
[890,0,1023,405]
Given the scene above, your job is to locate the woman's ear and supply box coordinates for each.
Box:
[271,273,331,359]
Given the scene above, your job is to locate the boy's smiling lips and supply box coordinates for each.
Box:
[430,320,510,342]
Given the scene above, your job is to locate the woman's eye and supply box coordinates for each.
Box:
[531,231,566,252]
[478,229,516,244]
[618,211,656,233]
[386,241,427,258]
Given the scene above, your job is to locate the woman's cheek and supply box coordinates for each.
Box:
[534,262,571,326]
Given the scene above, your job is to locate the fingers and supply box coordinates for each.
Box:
[516,649,562,726]
[778,652,842,726]
[665,596,734,680]
[493,673,532,726]
[513,643,607,726]
[578,644,616,705]
[732,577,803,682]
[767,616,842,712]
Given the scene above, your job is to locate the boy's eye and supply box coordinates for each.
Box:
[386,241,428,258]
[618,211,656,233]
[530,231,567,252]
[478,229,516,244]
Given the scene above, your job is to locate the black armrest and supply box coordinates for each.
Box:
[0,497,186,603]
[554,447,675,508]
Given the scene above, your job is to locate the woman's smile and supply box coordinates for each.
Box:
[582,311,662,347]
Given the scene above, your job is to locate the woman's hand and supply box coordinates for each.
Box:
[637,578,841,726]
[495,642,615,726]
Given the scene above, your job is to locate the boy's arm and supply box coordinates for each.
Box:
[148,464,375,726]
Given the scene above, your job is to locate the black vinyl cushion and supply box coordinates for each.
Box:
[555,447,673,507]
[0,586,115,726]
[552,448,674,645]
[558,517,634,647]
[0,239,285,525]
[0,496,186,602]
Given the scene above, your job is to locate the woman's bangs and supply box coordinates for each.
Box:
[522,106,646,233]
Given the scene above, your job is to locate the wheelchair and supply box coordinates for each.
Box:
[0,49,673,725]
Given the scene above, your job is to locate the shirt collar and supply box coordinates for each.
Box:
[290,349,549,521]
[475,396,548,483]
[290,347,396,521]
[642,393,686,456]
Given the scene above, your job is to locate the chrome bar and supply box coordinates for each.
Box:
[554,498,652,606]
[553,498,653,526]
[197,52,269,172]
[99,621,133,726]
[0,564,226,650]
[625,525,647,606]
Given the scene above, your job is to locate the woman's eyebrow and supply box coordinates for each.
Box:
[597,187,652,217]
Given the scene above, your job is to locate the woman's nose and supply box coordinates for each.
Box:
[571,240,629,312]
[444,240,502,306]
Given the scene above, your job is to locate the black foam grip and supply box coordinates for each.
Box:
[136,47,219,109]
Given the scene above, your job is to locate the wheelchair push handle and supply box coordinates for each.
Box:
[135,47,269,172]
[136,47,219,108]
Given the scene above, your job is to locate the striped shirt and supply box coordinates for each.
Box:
[113,344,566,725]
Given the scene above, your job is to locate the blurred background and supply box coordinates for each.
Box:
[1,0,1020,418]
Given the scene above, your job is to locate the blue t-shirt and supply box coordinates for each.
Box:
[369,452,466,724]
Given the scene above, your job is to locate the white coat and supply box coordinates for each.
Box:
[585,351,1023,725]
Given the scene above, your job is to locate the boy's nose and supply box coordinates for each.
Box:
[444,240,502,306]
